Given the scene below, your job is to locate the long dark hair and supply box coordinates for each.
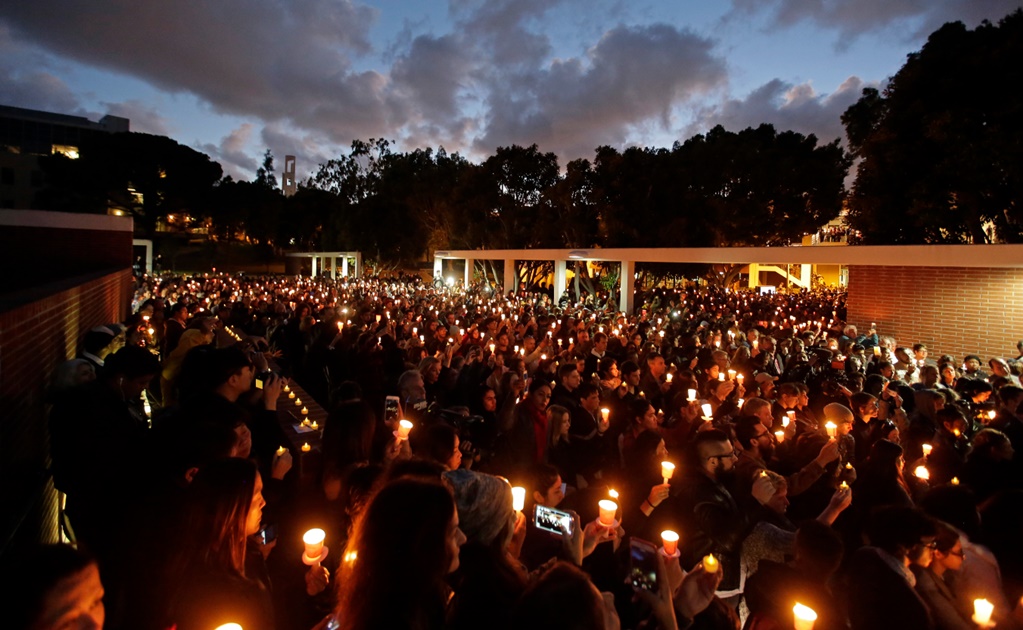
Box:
[335,478,456,630]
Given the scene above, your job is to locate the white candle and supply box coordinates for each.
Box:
[688,389,697,402]
[775,430,785,443]
[825,421,837,438]
[511,487,526,512]
[701,403,713,420]
[922,443,933,457]
[303,528,325,559]
[914,465,930,481]
[396,419,413,440]
[661,530,679,555]
[666,373,673,383]
[598,500,618,526]
[793,603,818,630]
[973,599,994,626]
[661,461,675,484]
[600,407,610,422]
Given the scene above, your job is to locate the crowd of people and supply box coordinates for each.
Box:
[8,270,1023,630]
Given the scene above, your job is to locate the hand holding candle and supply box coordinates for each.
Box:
[396,419,413,440]
[703,554,719,573]
[825,421,837,438]
[302,528,326,564]
[973,599,994,627]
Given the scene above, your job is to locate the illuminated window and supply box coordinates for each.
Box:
[52,144,80,159]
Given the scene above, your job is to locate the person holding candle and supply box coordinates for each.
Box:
[621,430,673,541]
[960,428,1015,503]
[733,416,837,501]
[163,459,275,630]
[332,478,465,630]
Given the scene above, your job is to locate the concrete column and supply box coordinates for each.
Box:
[619,260,635,313]
[504,259,517,294]
[748,263,759,289]
[464,258,475,287]
[554,260,567,305]
[341,256,349,277]
[311,256,318,278]
[800,263,811,288]
[433,256,443,281]
[331,256,337,280]
[355,253,362,278]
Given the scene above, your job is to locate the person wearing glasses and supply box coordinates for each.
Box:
[911,521,975,630]
[671,429,748,601]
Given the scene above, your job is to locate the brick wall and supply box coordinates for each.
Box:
[846,266,1023,361]
[0,268,132,550]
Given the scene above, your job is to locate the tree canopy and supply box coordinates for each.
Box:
[843,9,1023,244]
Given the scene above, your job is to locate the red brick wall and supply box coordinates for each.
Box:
[846,266,1023,361]
[0,268,132,548]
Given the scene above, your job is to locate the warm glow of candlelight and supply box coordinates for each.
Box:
[703,554,719,573]
[598,500,618,526]
[301,443,311,452]
[661,530,679,555]
[301,406,309,415]
[775,430,785,443]
[275,446,286,457]
[511,487,526,512]
[609,489,619,499]
[397,419,414,440]
[701,403,713,419]
[600,407,610,422]
[951,477,960,485]
[215,624,243,630]
[914,465,930,481]
[303,528,325,559]
[666,373,673,383]
[825,421,837,438]
[661,461,675,483]
[973,599,994,626]
[922,443,933,457]
[793,603,818,630]
[688,389,697,402]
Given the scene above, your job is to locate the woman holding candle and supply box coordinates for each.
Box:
[333,478,465,630]
[621,430,674,540]
[163,459,274,630]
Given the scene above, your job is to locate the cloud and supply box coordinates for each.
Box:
[196,124,260,180]
[683,75,874,144]
[473,23,728,160]
[97,99,171,135]
[0,25,80,113]
[728,0,1022,42]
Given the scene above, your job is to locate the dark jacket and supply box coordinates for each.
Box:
[669,470,747,591]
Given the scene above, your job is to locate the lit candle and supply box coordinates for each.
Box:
[922,443,933,457]
[661,530,679,555]
[786,410,796,425]
[737,398,745,409]
[951,477,960,485]
[295,397,302,407]
[489,343,496,353]
[301,443,311,452]
[727,369,736,380]
[303,528,325,560]
[840,480,849,490]
[275,445,286,457]
[703,554,719,573]
[511,487,526,513]
[598,500,618,527]
[736,373,744,385]
[283,384,291,392]
[973,599,994,626]
[775,430,785,443]
[688,389,697,402]
[845,462,853,470]
[310,421,319,430]
[396,419,414,440]
[793,603,818,630]
[987,410,997,421]
[701,403,713,420]
[914,465,930,481]
[661,461,675,484]
[825,421,837,438]
[600,407,610,422]
[718,372,725,381]
[301,406,308,416]
[214,624,243,630]
[288,391,296,399]
[666,373,673,383]
[608,489,619,499]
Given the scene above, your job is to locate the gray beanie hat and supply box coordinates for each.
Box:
[443,469,513,546]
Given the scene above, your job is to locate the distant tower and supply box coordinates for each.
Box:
[283,155,297,196]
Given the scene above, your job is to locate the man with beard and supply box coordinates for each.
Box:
[670,429,765,603]
[732,416,838,506]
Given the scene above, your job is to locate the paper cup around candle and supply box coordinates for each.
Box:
[511,487,526,512]
[600,408,610,422]
[736,373,744,384]
[701,403,713,419]
[301,443,311,452]
[793,603,818,630]
[661,461,675,484]
[703,554,719,573]
[973,599,994,626]
[718,372,725,381]
[396,419,414,440]
[687,389,697,402]
[922,443,933,457]
[825,421,837,438]
[661,530,679,555]
[303,528,325,559]
[775,430,785,443]
[598,500,618,527]
[665,373,673,383]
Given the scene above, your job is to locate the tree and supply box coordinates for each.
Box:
[843,9,1023,244]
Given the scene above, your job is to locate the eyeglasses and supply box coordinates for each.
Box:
[707,451,737,461]
[947,549,965,558]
